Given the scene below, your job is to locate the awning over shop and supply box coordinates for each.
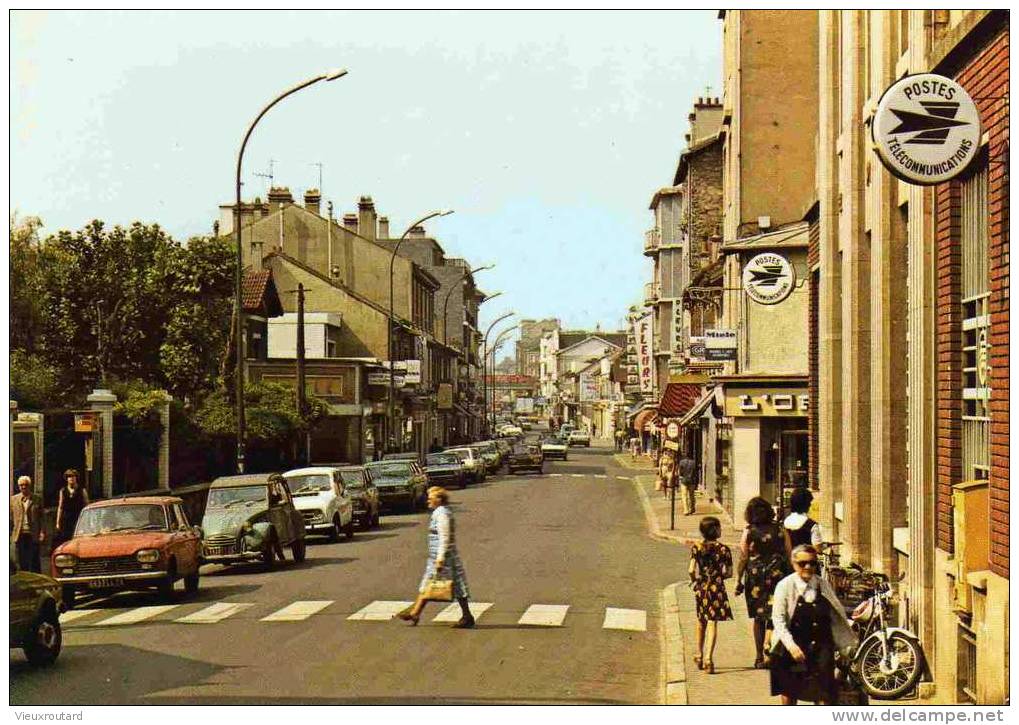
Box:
[678,388,718,427]
[658,381,704,419]
[632,407,659,432]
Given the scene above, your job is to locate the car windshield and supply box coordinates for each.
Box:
[339,470,365,488]
[207,485,266,508]
[446,449,471,460]
[75,504,168,536]
[426,453,460,466]
[368,462,411,477]
[286,474,333,494]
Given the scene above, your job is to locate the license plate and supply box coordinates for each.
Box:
[89,578,125,589]
[205,546,231,556]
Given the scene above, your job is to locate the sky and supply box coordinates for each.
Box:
[10,10,722,347]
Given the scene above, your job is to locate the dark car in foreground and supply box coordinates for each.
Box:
[507,444,544,474]
[425,452,468,489]
[365,460,428,511]
[10,560,63,666]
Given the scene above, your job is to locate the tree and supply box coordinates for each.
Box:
[10,350,64,410]
[10,213,48,355]
[194,381,325,444]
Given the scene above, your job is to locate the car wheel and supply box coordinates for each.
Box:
[184,570,200,596]
[24,605,61,666]
[327,517,341,542]
[372,509,381,529]
[344,520,355,540]
[158,563,176,600]
[261,536,277,569]
[291,538,307,563]
[61,585,76,611]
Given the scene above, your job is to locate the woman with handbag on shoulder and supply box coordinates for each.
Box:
[397,486,475,628]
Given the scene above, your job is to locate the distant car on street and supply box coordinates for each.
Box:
[472,441,503,472]
[568,430,591,447]
[200,474,306,568]
[365,460,428,512]
[444,447,486,484]
[507,444,544,474]
[382,451,424,465]
[424,452,468,489]
[10,560,63,666]
[541,436,569,460]
[282,466,356,541]
[52,495,202,608]
[338,466,380,530]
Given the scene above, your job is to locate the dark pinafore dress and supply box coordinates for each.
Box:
[770,591,839,703]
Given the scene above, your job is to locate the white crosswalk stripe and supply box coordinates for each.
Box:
[261,600,332,622]
[347,600,414,621]
[518,604,570,627]
[616,476,631,481]
[93,605,179,626]
[549,473,564,478]
[60,609,98,624]
[176,602,253,624]
[602,607,647,632]
[594,475,607,479]
[571,474,584,478]
[432,602,493,623]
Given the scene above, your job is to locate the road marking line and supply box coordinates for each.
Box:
[549,474,564,478]
[60,609,98,624]
[432,602,493,623]
[571,474,584,478]
[176,602,253,624]
[261,600,333,622]
[347,600,414,621]
[603,607,647,632]
[518,604,570,627]
[92,605,179,626]
[616,476,631,481]
[594,474,607,479]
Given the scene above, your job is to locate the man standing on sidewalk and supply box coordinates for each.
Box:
[678,451,697,515]
[11,475,45,572]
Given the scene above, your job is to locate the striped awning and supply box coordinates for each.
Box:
[658,381,704,418]
[632,407,659,432]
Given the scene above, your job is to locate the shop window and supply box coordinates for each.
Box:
[960,162,989,481]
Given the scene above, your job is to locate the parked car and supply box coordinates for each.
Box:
[507,444,545,474]
[498,424,523,437]
[10,559,63,666]
[338,466,380,530]
[201,474,306,568]
[382,451,424,465]
[568,429,591,447]
[282,466,356,541]
[444,447,486,484]
[541,436,569,460]
[365,460,428,511]
[471,441,503,473]
[52,496,202,608]
[424,452,468,489]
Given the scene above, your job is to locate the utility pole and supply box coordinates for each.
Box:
[296,283,308,464]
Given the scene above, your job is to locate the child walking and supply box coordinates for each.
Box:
[688,516,734,674]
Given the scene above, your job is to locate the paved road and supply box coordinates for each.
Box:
[10,444,681,705]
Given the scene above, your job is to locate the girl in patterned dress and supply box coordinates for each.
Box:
[397,486,475,628]
[688,516,733,674]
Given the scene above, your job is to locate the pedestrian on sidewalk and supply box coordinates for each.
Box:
[54,469,89,547]
[11,475,44,573]
[783,488,823,550]
[687,516,734,675]
[656,448,676,495]
[770,544,855,705]
[397,486,475,629]
[734,497,792,669]
[629,433,641,460]
[678,451,697,515]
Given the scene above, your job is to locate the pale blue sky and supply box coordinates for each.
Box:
[10,10,721,339]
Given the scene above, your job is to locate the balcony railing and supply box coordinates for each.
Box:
[643,281,660,304]
[643,227,661,255]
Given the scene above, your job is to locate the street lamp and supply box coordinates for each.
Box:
[234,68,348,474]
[387,209,454,453]
[481,312,515,438]
[488,324,520,433]
[441,264,494,346]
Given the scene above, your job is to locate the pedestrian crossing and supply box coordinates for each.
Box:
[61,599,648,632]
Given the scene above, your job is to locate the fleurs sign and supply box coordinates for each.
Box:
[633,311,654,396]
[872,73,981,185]
[742,253,795,305]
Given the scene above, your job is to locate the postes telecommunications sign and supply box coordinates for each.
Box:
[742,252,795,305]
[872,73,981,185]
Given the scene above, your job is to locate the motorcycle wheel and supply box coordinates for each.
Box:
[855,631,924,699]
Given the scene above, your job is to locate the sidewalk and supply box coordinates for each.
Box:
[623,464,778,705]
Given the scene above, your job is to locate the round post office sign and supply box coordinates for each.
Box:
[873,73,982,185]
[742,252,795,305]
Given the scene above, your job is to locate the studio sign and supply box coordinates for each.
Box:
[742,252,795,305]
[873,73,982,185]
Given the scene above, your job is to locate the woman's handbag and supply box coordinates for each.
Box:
[422,575,454,602]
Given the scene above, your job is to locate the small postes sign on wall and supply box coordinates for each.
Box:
[742,252,795,305]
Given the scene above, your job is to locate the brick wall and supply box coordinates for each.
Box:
[688,142,724,264]
[934,25,1009,571]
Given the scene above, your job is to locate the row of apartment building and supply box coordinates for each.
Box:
[625,9,1008,705]
[223,187,492,462]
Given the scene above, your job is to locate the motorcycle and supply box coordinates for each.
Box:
[841,565,926,699]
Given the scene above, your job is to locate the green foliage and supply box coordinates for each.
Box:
[194,381,326,444]
[111,380,169,435]
[9,350,64,410]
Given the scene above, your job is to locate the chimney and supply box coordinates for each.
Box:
[408,225,426,239]
[342,213,358,233]
[267,186,293,214]
[358,196,377,241]
[378,216,390,239]
[303,188,321,216]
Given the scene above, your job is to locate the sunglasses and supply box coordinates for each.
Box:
[794,559,818,568]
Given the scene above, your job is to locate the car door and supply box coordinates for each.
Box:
[332,471,352,525]
[279,479,303,543]
[363,469,379,516]
[174,504,200,574]
[266,480,291,545]
[9,564,36,640]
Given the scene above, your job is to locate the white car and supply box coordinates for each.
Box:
[282,467,355,541]
[499,425,523,437]
[541,437,569,460]
[444,447,486,483]
[568,430,591,447]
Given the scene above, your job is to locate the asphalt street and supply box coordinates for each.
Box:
[10,445,682,705]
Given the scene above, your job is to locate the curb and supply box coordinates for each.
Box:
[661,583,689,705]
[631,474,687,545]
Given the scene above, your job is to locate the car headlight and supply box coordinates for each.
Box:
[136,549,161,564]
[241,522,253,534]
[53,554,77,568]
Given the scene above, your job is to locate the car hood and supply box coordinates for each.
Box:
[13,570,61,595]
[426,464,462,473]
[542,442,566,448]
[373,477,411,487]
[292,491,334,511]
[56,531,172,558]
[201,505,266,537]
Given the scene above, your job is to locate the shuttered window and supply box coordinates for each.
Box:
[960,163,989,481]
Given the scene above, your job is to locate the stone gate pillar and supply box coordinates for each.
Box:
[87,389,117,498]
[158,392,171,490]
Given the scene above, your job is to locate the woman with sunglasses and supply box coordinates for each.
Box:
[769,544,855,705]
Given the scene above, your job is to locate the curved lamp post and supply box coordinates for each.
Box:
[488,324,520,433]
[387,209,454,453]
[481,312,515,439]
[234,68,347,474]
[441,264,494,346]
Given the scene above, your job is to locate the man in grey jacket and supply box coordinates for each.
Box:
[11,475,45,572]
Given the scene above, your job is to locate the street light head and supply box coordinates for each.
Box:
[438,209,455,217]
[472,263,495,274]
[325,68,349,81]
